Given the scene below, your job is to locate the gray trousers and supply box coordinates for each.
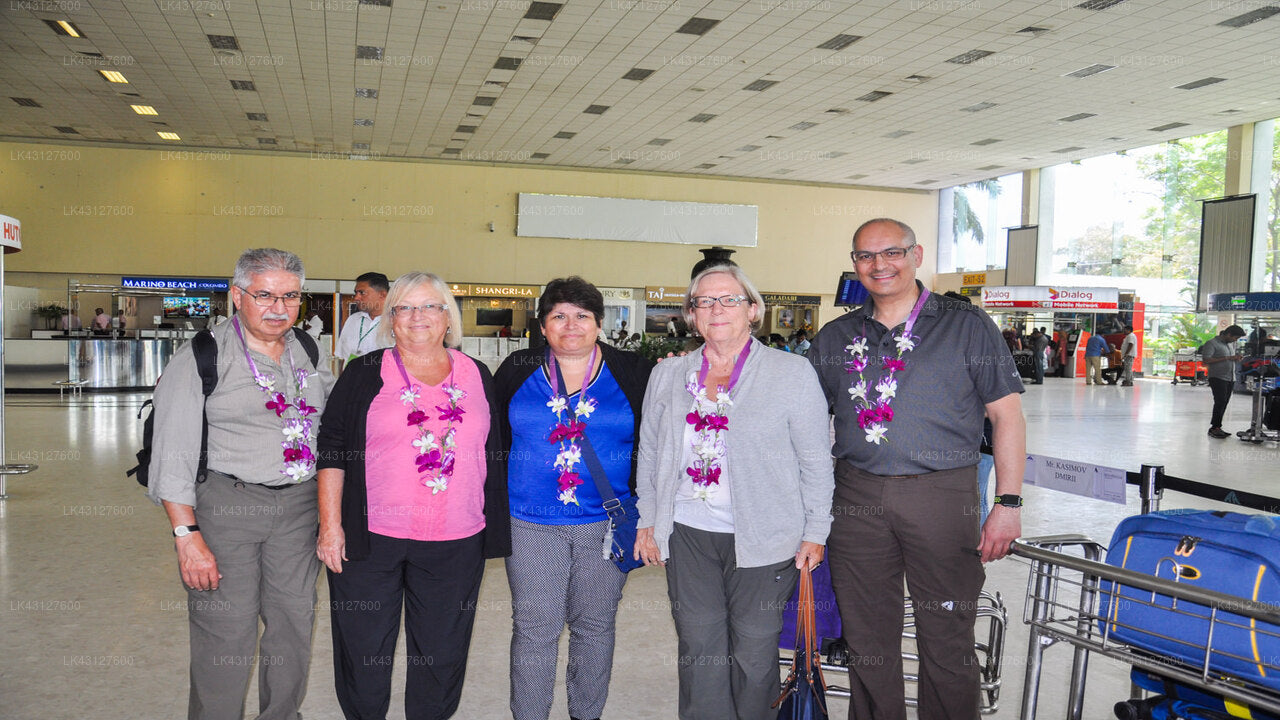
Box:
[188,472,320,720]
[1122,356,1135,383]
[666,523,799,720]
[506,518,627,720]
[827,462,984,720]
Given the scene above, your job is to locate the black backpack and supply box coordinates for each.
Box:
[128,328,320,487]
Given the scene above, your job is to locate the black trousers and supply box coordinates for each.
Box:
[328,531,485,720]
[1209,377,1234,429]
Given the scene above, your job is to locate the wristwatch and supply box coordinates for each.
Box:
[993,494,1023,508]
[172,524,201,538]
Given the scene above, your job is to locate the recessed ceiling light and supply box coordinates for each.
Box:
[1150,122,1190,132]
[356,45,384,61]
[904,75,932,83]
[554,131,576,139]
[1058,113,1096,122]
[11,97,41,107]
[737,145,761,152]
[352,142,370,150]
[856,91,891,102]
[473,96,497,106]
[916,180,938,185]
[531,152,550,159]
[1053,146,1085,153]
[826,108,849,114]
[524,2,562,20]
[1218,6,1280,26]
[157,131,180,141]
[230,79,256,91]
[977,164,1003,171]
[207,34,239,50]
[689,113,716,123]
[823,152,847,158]
[494,57,522,70]
[247,112,268,121]
[847,174,868,180]
[584,104,609,114]
[946,50,995,65]
[1076,0,1127,9]
[442,148,461,155]
[456,125,477,133]
[1065,64,1115,78]
[131,104,158,115]
[790,121,817,130]
[696,163,717,169]
[54,126,78,134]
[903,158,926,165]
[971,138,1001,145]
[884,130,913,139]
[258,138,277,145]
[354,118,374,126]
[623,68,655,81]
[676,17,720,35]
[44,19,85,38]
[615,158,634,165]
[743,79,779,91]
[1175,77,1226,90]
[99,70,129,83]
[816,34,862,51]
[648,138,671,146]
[360,0,392,5]
[961,102,998,112]
[356,88,379,98]
[1017,26,1051,34]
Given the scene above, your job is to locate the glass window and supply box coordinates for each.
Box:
[937,172,1023,273]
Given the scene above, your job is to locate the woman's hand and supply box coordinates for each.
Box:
[317,524,347,574]
[795,541,824,570]
[635,526,664,567]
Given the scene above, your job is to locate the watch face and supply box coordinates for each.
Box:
[174,526,192,537]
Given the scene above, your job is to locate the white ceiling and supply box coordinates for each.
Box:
[2,0,1279,189]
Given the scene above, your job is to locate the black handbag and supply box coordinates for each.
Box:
[774,565,829,720]
[549,353,644,573]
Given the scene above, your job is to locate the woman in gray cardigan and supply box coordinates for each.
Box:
[634,264,834,720]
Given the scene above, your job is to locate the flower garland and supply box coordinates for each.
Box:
[394,348,465,494]
[683,341,751,501]
[232,317,319,482]
[546,346,598,505]
[846,289,930,445]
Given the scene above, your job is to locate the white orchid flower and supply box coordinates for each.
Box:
[255,374,275,391]
[425,477,448,495]
[558,488,579,505]
[283,461,310,481]
[848,380,868,401]
[895,333,916,353]
[547,395,568,414]
[846,337,868,356]
[413,432,438,452]
[875,377,897,401]
[399,387,420,405]
[446,385,467,403]
[281,421,305,442]
[575,398,597,418]
[864,424,888,444]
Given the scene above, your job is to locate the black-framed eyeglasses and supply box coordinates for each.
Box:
[390,303,449,316]
[240,288,303,307]
[690,295,748,309]
[852,242,916,265]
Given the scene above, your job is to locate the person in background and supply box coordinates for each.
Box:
[92,307,111,334]
[1199,324,1247,440]
[60,310,82,331]
[1120,324,1138,386]
[792,329,811,355]
[148,248,332,720]
[335,271,391,371]
[112,309,126,333]
[494,277,651,720]
[635,264,833,720]
[304,308,324,340]
[316,271,510,720]
[498,323,513,338]
[1084,333,1111,385]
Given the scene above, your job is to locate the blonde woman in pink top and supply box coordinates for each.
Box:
[316,271,511,720]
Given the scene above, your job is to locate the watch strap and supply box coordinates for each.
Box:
[173,524,200,537]
[993,494,1023,508]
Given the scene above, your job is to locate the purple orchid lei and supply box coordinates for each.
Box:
[547,393,597,505]
[684,372,731,501]
[845,289,930,445]
[395,349,465,494]
[234,318,318,481]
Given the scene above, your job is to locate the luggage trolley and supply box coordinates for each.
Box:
[779,562,1009,714]
[1013,466,1280,720]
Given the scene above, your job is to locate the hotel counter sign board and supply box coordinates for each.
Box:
[981,286,1119,311]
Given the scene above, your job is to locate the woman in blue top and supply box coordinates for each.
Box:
[494,277,651,720]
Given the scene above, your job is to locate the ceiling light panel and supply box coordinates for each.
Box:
[676,17,720,35]
[131,105,158,115]
[1217,6,1280,26]
[816,34,862,51]
[947,50,995,65]
[1175,77,1226,90]
[1065,64,1116,78]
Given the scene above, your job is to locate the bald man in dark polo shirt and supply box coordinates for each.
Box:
[807,218,1026,720]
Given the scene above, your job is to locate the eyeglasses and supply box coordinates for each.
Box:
[240,289,302,307]
[690,295,748,309]
[852,243,917,265]
[390,303,449,316]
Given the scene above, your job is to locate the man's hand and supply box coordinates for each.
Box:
[978,505,1020,563]
[635,526,664,567]
[317,524,348,574]
[176,533,221,591]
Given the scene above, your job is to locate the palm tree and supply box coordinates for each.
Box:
[953,179,1001,245]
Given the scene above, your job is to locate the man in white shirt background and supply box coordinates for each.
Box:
[334,271,390,370]
[1120,324,1138,386]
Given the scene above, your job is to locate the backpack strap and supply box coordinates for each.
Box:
[291,327,321,368]
[190,330,219,483]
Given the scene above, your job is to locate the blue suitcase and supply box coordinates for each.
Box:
[1099,510,1280,692]
[1124,668,1280,720]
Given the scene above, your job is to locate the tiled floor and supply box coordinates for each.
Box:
[0,376,1275,719]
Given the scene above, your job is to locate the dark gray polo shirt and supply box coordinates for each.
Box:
[808,284,1023,476]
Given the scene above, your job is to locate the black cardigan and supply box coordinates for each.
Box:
[316,349,511,561]
[493,341,652,492]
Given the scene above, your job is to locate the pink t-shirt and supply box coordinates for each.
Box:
[365,349,489,541]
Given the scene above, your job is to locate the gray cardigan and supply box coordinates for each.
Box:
[635,338,834,568]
